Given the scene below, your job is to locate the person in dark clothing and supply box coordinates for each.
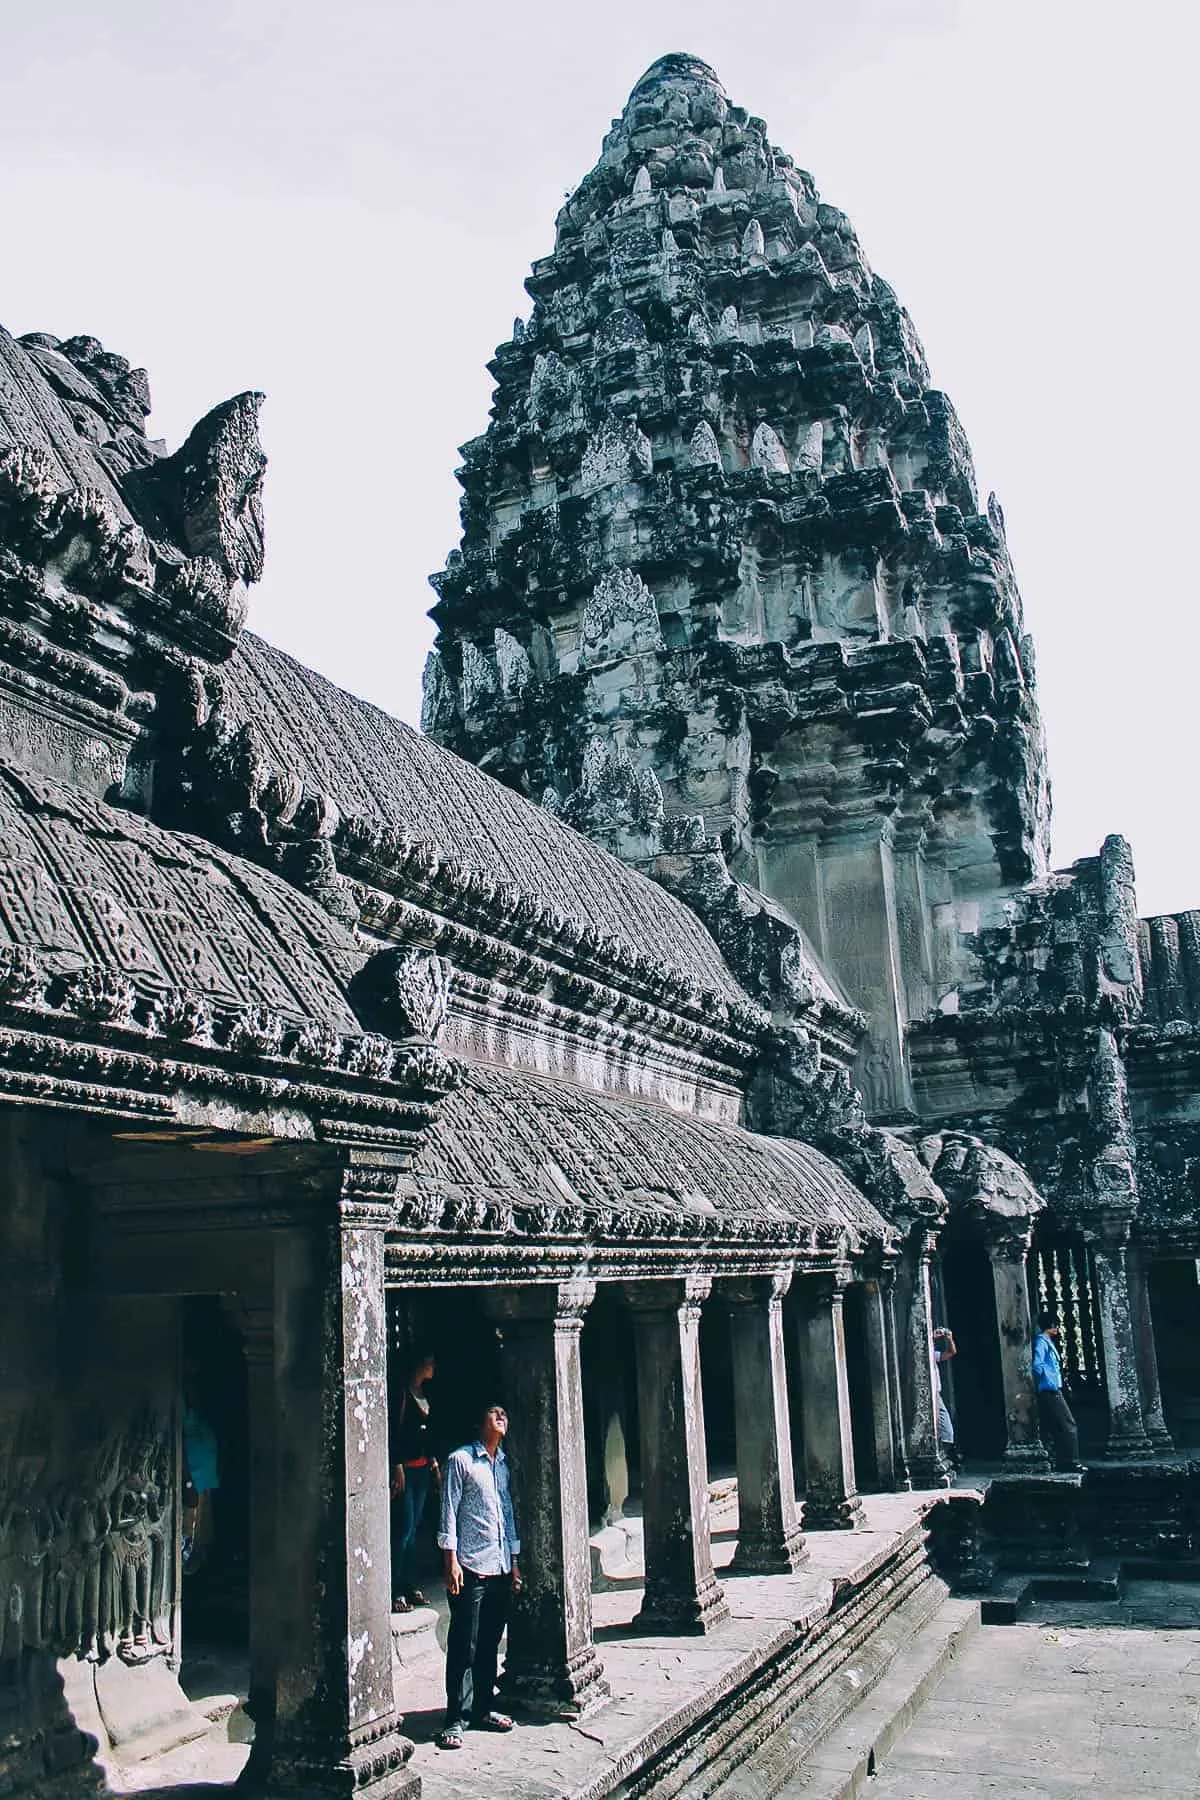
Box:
[389,1349,438,1611]
[1032,1311,1083,1470]
[435,1402,522,1750]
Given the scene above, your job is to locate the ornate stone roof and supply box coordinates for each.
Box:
[221,629,751,1007]
[398,1060,888,1242]
[0,328,151,520]
[0,758,364,1030]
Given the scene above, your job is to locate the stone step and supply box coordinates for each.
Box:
[980,1556,1124,1624]
[769,1595,981,1800]
[980,1573,1032,1625]
[391,1601,443,1671]
[590,1478,738,1586]
[1121,1555,1200,1583]
[1027,1556,1122,1601]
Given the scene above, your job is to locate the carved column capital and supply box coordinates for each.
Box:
[795,1266,850,1315]
[484,1279,597,1326]
[338,1159,404,1230]
[1083,1207,1136,1251]
[621,1274,712,1318]
[982,1216,1035,1262]
[715,1267,792,1307]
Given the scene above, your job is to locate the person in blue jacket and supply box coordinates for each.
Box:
[1032,1311,1082,1470]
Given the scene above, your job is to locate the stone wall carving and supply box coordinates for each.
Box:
[0,1411,173,1667]
[578,568,663,665]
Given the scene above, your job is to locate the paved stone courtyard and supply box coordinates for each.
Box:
[867,1597,1200,1798]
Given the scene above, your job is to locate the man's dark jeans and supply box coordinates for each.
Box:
[444,1568,510,1729]
[1037,1388,1080,1469]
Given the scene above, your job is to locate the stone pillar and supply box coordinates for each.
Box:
[231,1298,279,1750]
[1089,1216,1155,1458]
[1128,1248,1173,1452]
[794,1272,863,1529]
[718,1271,807,1573]
[260,1187,417,1798]
[881,1269,912,1490]
[983,1223,1051,1472]
[488,1281,609,1717]
[894,1229,951,1488]
[623,1277,729,1633]
[859,1270,907,1491]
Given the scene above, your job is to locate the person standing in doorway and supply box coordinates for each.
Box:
[933,1326,961,1471]
[389,1348,439,1612]
[435,1402,522,1750]
[1033,1311,1083,1470]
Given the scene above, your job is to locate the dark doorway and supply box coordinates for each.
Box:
[386,1287,504,1603]
[388,1287,503,1464]
[180,1296,249,1648]
[1029,1230,1108,1453]
[700,1298,736,1479]
[938,1243,1006,1462]
[842,1284,880,1490]
[581,1286,639,1528]
[1149,1257,1200,1448]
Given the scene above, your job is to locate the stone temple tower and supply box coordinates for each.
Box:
[427,52,1051,1118]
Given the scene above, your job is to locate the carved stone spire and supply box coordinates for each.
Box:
[427,52,1052,1113]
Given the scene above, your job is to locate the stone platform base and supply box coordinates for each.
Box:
[86,1491,977,1798]
[411,1491,976,1800]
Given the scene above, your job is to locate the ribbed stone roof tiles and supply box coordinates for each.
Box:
[224,630,750,1005]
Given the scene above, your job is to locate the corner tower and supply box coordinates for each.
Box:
[427,53,1050,1117]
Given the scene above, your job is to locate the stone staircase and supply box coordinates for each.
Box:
[625,1513,978,1800]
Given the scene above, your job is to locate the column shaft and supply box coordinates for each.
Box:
[265,1208,417,1799]
[1091,1227,1154,1457]
[859,1275,904,1490]
[490,1282,608,1716]
[985,1232,1051,1472]
[895,1232,951,1488]
[233,1301,279,1755]
[624,1279,729,1633]
[721,1273,806,1573]
[1128,1249,1173,1451]
[881,1273,912,1490]
[795,1274,863,1530]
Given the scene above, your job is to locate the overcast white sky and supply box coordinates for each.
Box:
[2,0,1196,914]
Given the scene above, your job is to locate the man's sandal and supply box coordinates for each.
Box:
[436,1728,465,1750]
[472,1711,514,1732]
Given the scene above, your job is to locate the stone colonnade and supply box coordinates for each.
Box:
[945,1202,1174,1467]
[237,1245,937,1793]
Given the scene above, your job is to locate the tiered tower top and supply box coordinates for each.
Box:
[427,54,1050,1114]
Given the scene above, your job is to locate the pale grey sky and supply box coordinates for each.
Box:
[3,0,1196,914]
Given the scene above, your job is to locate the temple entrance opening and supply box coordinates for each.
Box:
[843,1282,884,1489]
[582,1284,639,1529]
[937,1242,1007,1464]
[179,1297,250,1664]
[1030,1225,1109,1455]
[700,1294,737,1483]
[1149,1256,1200,1446]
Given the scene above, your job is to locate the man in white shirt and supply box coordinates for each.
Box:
[435,1402,523,1749]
